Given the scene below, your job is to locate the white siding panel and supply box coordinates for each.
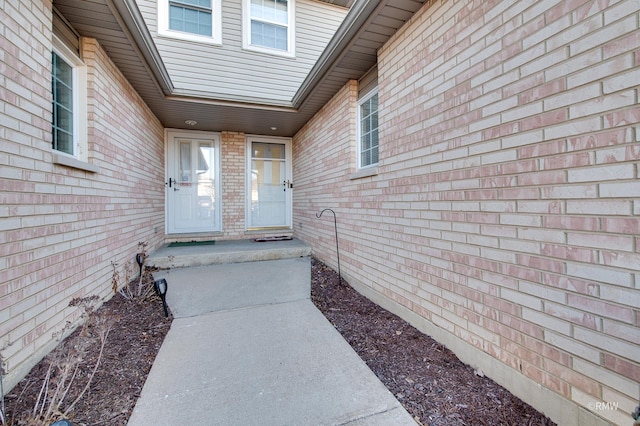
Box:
[53,10,80,53]
[136,0,348,103]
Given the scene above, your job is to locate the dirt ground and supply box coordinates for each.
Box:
[4,258,554,425]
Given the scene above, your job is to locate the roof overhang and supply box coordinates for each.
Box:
[317,0,356,8]
[53,0,427,136]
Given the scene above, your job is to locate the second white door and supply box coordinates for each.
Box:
[246,136,292,229]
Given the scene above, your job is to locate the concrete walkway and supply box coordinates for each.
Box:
[128,256,415,425]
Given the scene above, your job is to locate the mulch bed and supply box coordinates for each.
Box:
[310,258,555,426]
[3,258,554,425]
[3,273,171,426]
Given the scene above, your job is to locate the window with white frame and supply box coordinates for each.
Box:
[243,0,294,56]
[52,36,87,161]
[158,0,222,45]
[52,52,74,155]
[357,88,379,169]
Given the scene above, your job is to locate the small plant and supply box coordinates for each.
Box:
[112,242,155,301]
[110,261,120,296]
[9,296,112,426]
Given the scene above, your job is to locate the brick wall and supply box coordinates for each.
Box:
[220,131,297,239]
[0,1,165,390]
[221,131,248,238]
[293,1,639,424]
[293,81,358,252]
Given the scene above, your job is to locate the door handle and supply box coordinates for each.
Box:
[282,180,293,191]
[169,178,177,188]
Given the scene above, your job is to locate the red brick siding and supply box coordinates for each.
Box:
[294,1,640,424]
[0,2,165,389]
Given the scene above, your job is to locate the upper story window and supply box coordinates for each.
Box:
[170,0,212,36]
[52,36,87,160]
[357,88,379,169]
[243,0,295,57]
[158,0,222,45]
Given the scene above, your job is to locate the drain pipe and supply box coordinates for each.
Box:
[316,209,342,286]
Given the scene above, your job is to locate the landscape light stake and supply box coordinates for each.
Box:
[135,253,146,296]
[136,253,144,278]
[0,368,5,426]
[154,279,169,318]
[315,208,342,286]
[632,384,640,425]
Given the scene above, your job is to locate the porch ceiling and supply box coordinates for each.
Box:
[53,0,427,137]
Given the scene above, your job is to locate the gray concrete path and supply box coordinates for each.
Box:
[128,257,415,425]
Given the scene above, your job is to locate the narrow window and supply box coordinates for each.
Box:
[358,89,379,168]
[50,36,94,171]
[52,52,74,155]
[158,0,222,44]
[51,36,89,167]
[244,0,294,56]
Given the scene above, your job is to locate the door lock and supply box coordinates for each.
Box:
[283,180,293,191]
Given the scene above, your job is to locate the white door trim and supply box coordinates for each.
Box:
[245,135,293,230]
[166,129,222,234]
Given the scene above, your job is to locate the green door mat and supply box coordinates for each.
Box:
[168,240,216,247]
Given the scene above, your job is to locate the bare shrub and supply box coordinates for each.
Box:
[113,242,155,301]
[9,297,114,426]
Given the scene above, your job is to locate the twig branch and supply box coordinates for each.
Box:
[62,325,111,418]
[33,364,52,418]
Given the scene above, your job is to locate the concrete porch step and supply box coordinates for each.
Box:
[146,237,311,269]
[152,257,311,317]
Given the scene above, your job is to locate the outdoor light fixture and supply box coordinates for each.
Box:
[154,278,169,318]
[185,119,197,126]
[136,253,144,277]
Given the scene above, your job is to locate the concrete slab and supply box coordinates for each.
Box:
[147,238,312,269]
[129,256,415,425]
[128,300,415,426]
[154,257,310,318]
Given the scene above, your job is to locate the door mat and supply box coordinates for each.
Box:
[252,236,293,242]
[168,240,216,247]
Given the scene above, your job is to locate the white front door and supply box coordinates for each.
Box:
[167,131,221,234]
[246,136,292,229]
